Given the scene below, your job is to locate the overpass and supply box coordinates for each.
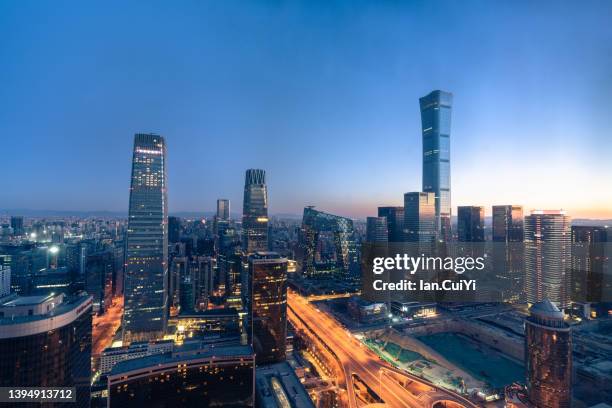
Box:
[287,290,477,408]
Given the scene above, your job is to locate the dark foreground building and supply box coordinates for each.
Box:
[246,252,288,365]
[0,292,93,407]
[525,299,572,408]
[107,345,255,407]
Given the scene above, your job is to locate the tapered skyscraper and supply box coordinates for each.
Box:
[123,133,168,342]
[420,90,452,242]
[242,169,269,254]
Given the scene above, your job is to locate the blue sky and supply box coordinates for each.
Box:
[1,1,611,218]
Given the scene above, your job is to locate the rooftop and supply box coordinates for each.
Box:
[109,344,254,376]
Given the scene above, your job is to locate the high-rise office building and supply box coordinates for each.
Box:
[457,206,485,242]
[246,252,288,365]
[377,206,405,242]
[492,205,524,242]
[10,216,24,236]
[242,169,269,254]
[404,192,436,244]
[0,293,93,407]
[366,216,388,243]
[525,299,572,408]
[123,133,168,343]
[217,198,230,220]
[492,205,524,303]
[0,265,10,297]
[524,210,571,308]
[85,251,114,314]
[168,216,181,243]
[571,226,608,304]
[420,90,452,242]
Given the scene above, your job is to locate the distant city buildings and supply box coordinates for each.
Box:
[242,169,269,254]
[10,216,24,236]
[0,293,93,407]
[123,133,169,343]
[246,252,288,365]
[366,216,388,243]
[524,210,571,308]
[457,206,485,242]
[525,299,572,408]
[168,216,181,243]
[420,90,453,242]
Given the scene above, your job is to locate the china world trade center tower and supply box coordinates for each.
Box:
[420,90,452,242]
[123,133,169,343]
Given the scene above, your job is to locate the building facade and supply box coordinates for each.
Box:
[123,133,169,343]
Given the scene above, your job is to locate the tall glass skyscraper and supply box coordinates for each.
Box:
[242,169,269,254]
[492,205,524,303]
[420,90,452,242]
[524,210,571,308]
[123,133,168,343]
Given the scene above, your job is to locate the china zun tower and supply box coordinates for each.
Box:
[420,90,452,242]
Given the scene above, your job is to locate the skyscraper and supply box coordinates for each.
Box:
[404,192,436,244]
[377,206,405,242]
[246,252,288,365]
[10,216,24,236]
[492,205,524,243]
[420,90,452,242]
[168,216,181,243]
[366,216,388,243]
[571,226,608,304]
[457,206,485,242]
[242,169,269,254]
[217,198,230,220]
[0,293,93,407]
[492,205,524,303]
[123,133,168,343]
[525,299,572,408]
[524,210,571,308]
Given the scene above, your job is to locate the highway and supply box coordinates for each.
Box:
[287,290,476,408]
[92,296,123,356]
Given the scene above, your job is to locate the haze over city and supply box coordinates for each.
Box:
[1,1,611,218]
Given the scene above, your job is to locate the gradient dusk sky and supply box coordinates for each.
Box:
[1,1,611,219]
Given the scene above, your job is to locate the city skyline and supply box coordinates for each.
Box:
[1,2,612,219]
